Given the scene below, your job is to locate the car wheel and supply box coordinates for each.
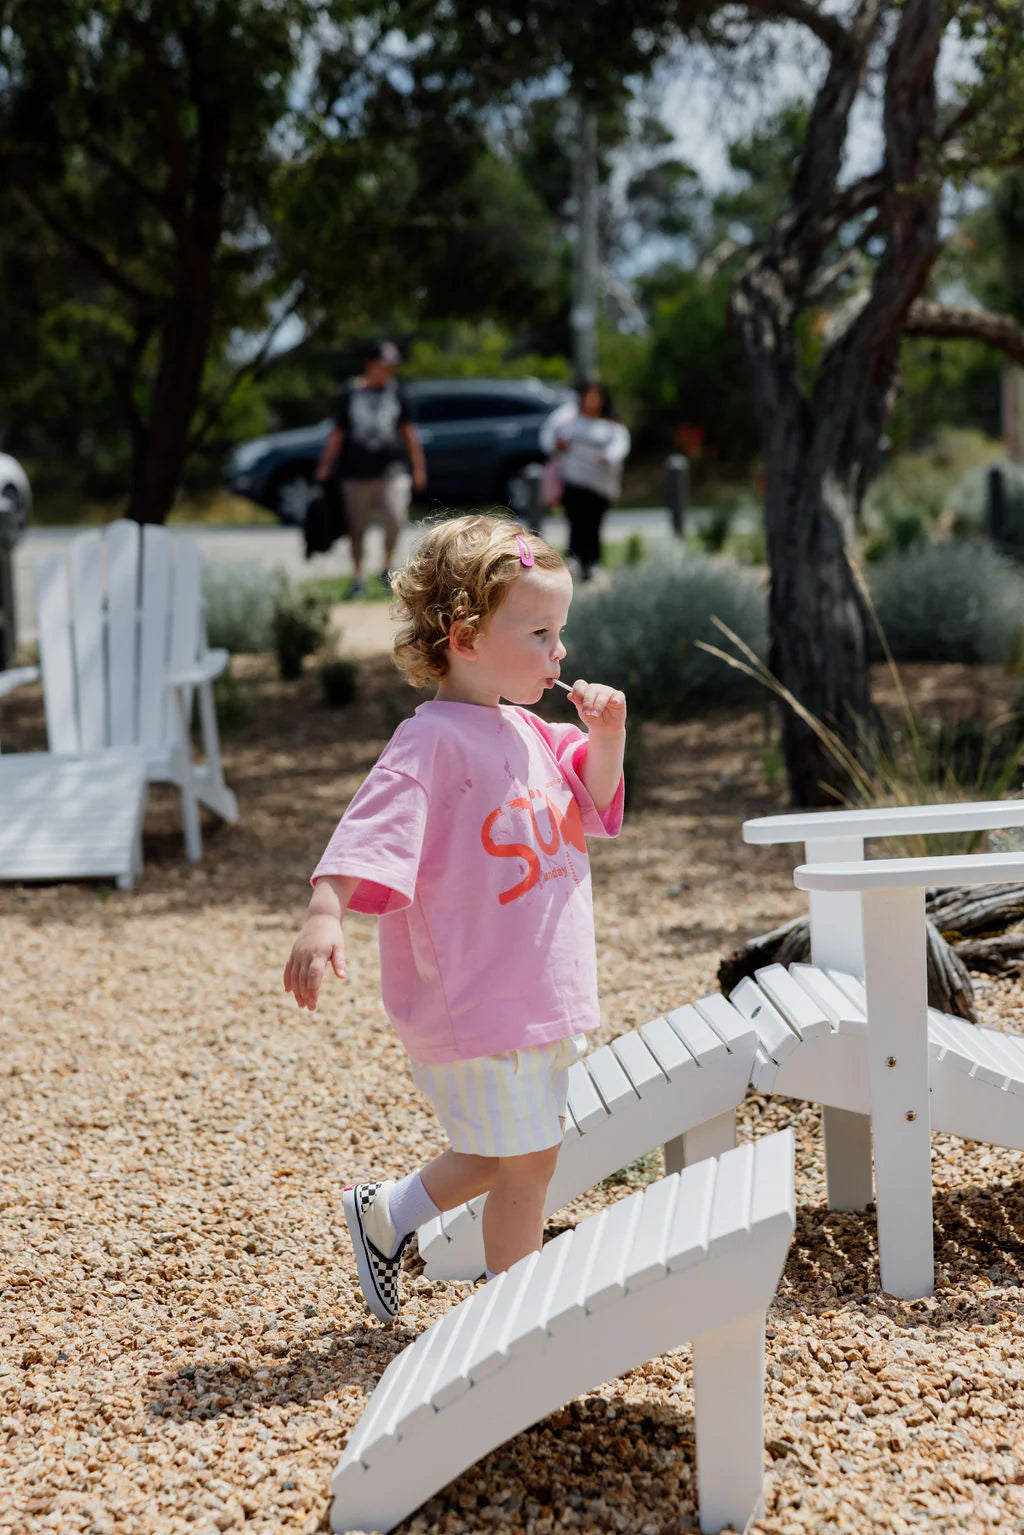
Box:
[271,468,317,526]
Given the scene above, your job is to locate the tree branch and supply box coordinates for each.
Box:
[903,299,1024,366]
[13,185,161,306]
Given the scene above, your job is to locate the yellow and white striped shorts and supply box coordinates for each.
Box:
[409,1034,589,1159]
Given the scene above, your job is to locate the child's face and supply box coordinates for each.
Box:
[471,566,574,706]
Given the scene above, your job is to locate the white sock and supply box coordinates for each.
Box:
[387,1171,441,1257]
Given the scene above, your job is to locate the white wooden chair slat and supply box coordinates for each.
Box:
[544,1209,610,1333]
[429,1276,517,1411]
[369,1303,481,1458]
[565,1058,609,1131]
[461,1252,543,1383]
[609,1028,667,1094]
[582,1186,648,1311]
[638,1014,699,1078]
[665,1157,716,1272]
[931,1010,1014,1087]
[692,991,762,1056]
[583,1044,638,1114]
[708,1141,754,1257]
[36,555,80,755]
[928,1009,1005,1084]
[138,526,173,750]
[334,1135,797,1535]
[790,963,867,1030]
[106,519,140,748]
[669,1001,730,1065]
[729,977,801,1063]
[622,1170,681,1292]
[754,963,834,1039]
[503,1234,577,1354]
[828,969,867,1009]
[968,1026,1024,1087]
[69,530,107,752]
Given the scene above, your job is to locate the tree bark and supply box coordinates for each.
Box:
[729,0,945,805]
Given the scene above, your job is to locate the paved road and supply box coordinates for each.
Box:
[13,508,695,639]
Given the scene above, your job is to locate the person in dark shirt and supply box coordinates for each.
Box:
[316,341,427,596]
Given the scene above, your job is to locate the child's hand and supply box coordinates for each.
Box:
[568,679,627,736]
[283,915,347,1011]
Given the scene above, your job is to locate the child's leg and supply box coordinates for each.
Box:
[481,1141,561,1275]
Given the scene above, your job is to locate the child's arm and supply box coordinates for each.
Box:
[568,681,627,815]
[283,874,359,1011]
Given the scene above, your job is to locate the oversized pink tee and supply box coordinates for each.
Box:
[312,701,624,1064]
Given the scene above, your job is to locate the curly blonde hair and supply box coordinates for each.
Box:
[391,515,566,689]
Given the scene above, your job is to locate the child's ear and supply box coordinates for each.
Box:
[447,619,479,660]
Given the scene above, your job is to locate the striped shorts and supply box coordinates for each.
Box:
[410,1034,589,1159]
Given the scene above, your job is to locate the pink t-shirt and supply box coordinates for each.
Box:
[312,701,624,1064]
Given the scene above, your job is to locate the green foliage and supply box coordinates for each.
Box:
[868,543,1024,666]
[202,564,286,655]
[639,266,759,468]
[563,549,766,719]
[401,323,570,384]
[320,659,359,708]
[272,589,332,680]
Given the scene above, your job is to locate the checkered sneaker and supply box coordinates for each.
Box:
[342,1180,410,1322]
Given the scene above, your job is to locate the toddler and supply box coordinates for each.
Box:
[283,514,626,1321]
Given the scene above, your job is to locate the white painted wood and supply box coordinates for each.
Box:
[798,850,1024,890]
[692,1312,766,1535]
[860,886,934,1298]
[22,521,238,867]
[805,834,865,976]
[745,800,1024,843]
[106,519,140,748]
[68,530,106,752]
[675,1109,736,1172]
[821,1107,874,1211]
[0,754,147,889]
[333,1134,796,1535]
[36,555,80,755]
[729,977,801,1064]
[421,997,758,1282]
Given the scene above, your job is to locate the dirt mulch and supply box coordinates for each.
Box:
[2,654,1024,1535]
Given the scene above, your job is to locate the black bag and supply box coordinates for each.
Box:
[304,481,348,560]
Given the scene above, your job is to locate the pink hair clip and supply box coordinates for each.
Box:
[515,533,535,568]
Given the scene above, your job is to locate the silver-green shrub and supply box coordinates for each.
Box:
[563,549,766,717]
[868,542,1024,665]
[202,562,289,653]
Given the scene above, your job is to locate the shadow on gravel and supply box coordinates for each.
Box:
[778,1175,1024,1317]
[148,1319,422,1421]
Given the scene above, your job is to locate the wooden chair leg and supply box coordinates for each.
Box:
[822,1106,873,1210]
[692,1310,766,1535]
[665,1109,737,1176]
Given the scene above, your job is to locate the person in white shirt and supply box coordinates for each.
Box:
[541,383,631,581]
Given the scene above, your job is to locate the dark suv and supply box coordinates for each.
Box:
[225,377,574,524]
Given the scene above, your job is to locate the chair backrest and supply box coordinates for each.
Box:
[35,520,203,756]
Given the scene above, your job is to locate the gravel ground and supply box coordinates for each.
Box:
[3,646,1024,1535]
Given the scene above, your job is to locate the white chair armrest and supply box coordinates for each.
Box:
[746,800,1024,845]
[167,649,230,688]
[795,849,1024,892]
[0,665,41,699]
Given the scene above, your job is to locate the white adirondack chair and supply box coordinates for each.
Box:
[745,801,1024,1298]
[426,800,1024,1302]
[0,519,238,863]
[333,1132,795,1535]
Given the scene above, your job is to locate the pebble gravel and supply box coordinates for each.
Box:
[2,652,1024,1535]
